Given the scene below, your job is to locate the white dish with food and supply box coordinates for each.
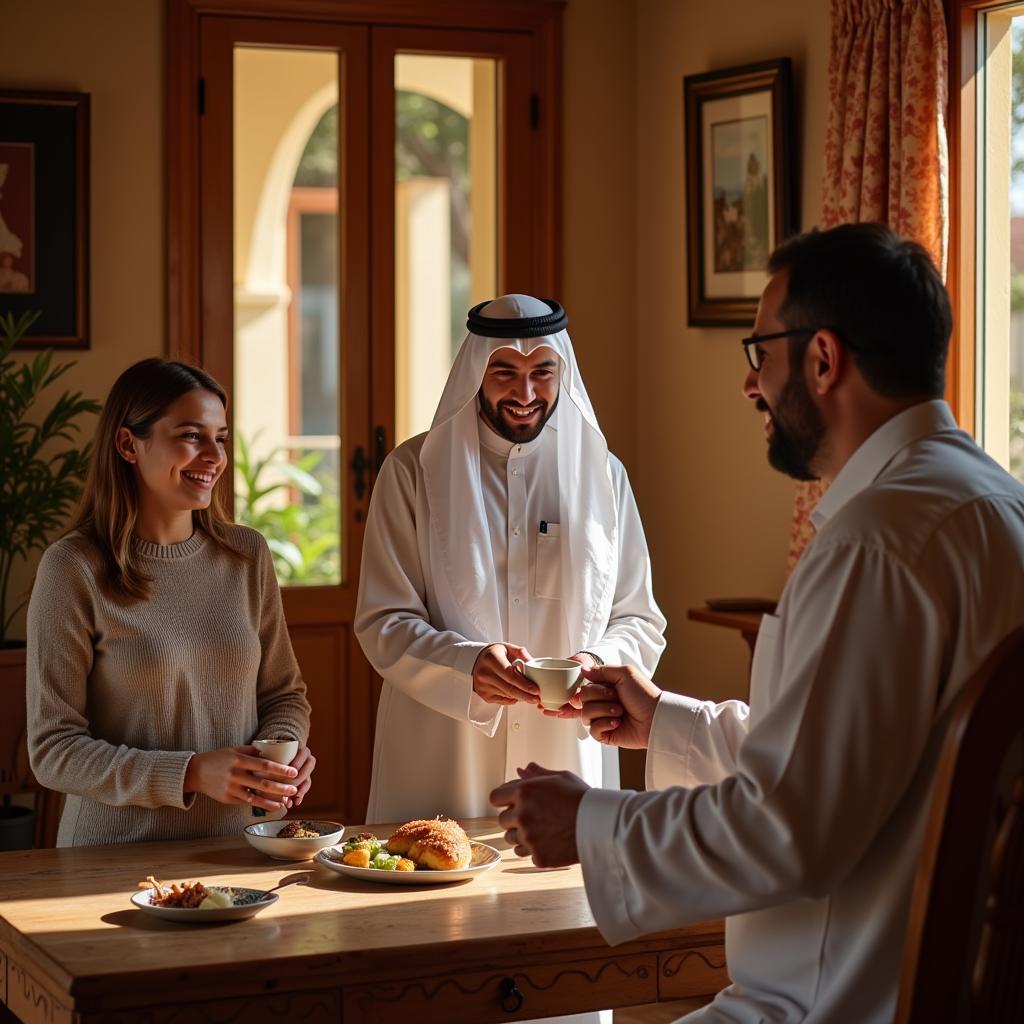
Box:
[131,885,278,922]
[243,819,344,860]
[315,840,501,885]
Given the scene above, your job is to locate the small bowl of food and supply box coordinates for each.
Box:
[132,877,279,922]
[243,818,344,860]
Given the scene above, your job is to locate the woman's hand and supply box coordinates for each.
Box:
[183,746,298,812]
[287,746,316,807]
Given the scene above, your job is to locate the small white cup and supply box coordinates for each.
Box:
[250,738,299,820]
[512,657,582,710]
[252,738,299,764]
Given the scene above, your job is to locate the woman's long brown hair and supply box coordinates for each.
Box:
[66,358,247,601]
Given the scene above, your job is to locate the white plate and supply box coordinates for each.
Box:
[131,885,278,922]
[315,841,501,885]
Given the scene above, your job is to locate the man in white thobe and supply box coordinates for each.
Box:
[492,225,1024,1023]
[355,294,666,824]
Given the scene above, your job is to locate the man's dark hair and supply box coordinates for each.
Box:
[767,223,951,398]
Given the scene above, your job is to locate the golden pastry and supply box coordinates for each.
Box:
[386,817,472,870]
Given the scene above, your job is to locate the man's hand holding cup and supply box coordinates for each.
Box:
[473,643,541,706]
[579,664,662,748]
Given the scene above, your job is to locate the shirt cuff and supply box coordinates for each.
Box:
[577,786,643,946]
[644,691,704,791]
[453,640,489,677]
[161,751,199,810]
[468,692,504,736]
[457,642,503,736]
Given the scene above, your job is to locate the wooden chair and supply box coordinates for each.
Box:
[0,663,62,849]
[895,627,1024,1024]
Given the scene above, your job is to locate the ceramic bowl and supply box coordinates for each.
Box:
[243,819,344,860]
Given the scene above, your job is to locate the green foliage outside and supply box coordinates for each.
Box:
[0,312,100,644]
[1013,23,1024,182]
[397,90,471,352]
[1012,382,1024,481]
[234,433,341,586]
[294,106,338,188]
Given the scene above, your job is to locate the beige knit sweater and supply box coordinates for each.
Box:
[26,525,311,847]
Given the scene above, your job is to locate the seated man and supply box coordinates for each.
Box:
[491,224,1024,1023]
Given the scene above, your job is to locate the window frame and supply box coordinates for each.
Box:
[948,0,1024,442]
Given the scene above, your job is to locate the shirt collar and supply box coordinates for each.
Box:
[810,400,958,530]
[476,400,558,459]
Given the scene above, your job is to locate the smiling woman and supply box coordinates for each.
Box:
[118,388,230,539]
[25,358,315,848]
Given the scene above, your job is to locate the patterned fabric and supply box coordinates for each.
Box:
[788,0,949,570]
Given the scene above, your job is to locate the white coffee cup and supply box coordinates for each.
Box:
[512,657,582,710]
[250,738,299,820]
[252,738,299,764]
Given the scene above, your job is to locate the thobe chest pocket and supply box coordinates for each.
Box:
[535,523,562,600]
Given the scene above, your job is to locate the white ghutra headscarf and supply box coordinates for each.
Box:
[419,294,618,652]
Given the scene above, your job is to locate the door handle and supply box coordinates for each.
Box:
[350,445,369,502]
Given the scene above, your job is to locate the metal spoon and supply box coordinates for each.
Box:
[259,874,310,898]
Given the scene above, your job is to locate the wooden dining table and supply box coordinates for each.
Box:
[0,817,727,1023]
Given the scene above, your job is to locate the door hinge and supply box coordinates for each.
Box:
[530,93,540,130]
[198,77,206,116]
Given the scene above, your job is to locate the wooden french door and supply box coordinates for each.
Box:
[169,0,561,823]
[196,15,371,823]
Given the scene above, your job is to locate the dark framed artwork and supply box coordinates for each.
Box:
[684,59,794,327]
[0,89,90,348]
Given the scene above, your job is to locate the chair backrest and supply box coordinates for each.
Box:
[895,627,1024,1024]
[0,656,62,848]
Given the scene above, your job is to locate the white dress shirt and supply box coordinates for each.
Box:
[577,401,1024,1023]
[356,413,666,823]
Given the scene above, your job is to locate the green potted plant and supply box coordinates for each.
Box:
[0,310,99,849]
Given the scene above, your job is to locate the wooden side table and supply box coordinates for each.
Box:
[686,607,768,662]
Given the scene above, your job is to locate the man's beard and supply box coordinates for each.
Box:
[759,372,825,482]
[478,391,558,443]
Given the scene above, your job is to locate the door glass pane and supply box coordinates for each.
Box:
[394,55,499,443]
[233,46,342,584]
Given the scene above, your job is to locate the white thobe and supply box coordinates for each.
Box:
[356,414,666,823]
[577,401,1024,1023]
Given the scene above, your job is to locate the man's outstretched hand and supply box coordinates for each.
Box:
[490,763,589,867]
[579,664,663,748]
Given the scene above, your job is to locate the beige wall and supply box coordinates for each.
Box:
[558,0,830,787]
[1,0,164,637]
[2,0,831,716]
[562,0,638,470]
[630,0,831,702]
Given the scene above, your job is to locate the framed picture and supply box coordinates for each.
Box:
[0,89,90,348]
[684,59,794,327]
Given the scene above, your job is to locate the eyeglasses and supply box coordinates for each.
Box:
[740,328,820,372]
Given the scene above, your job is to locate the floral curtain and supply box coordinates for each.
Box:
[787,0,949,569]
